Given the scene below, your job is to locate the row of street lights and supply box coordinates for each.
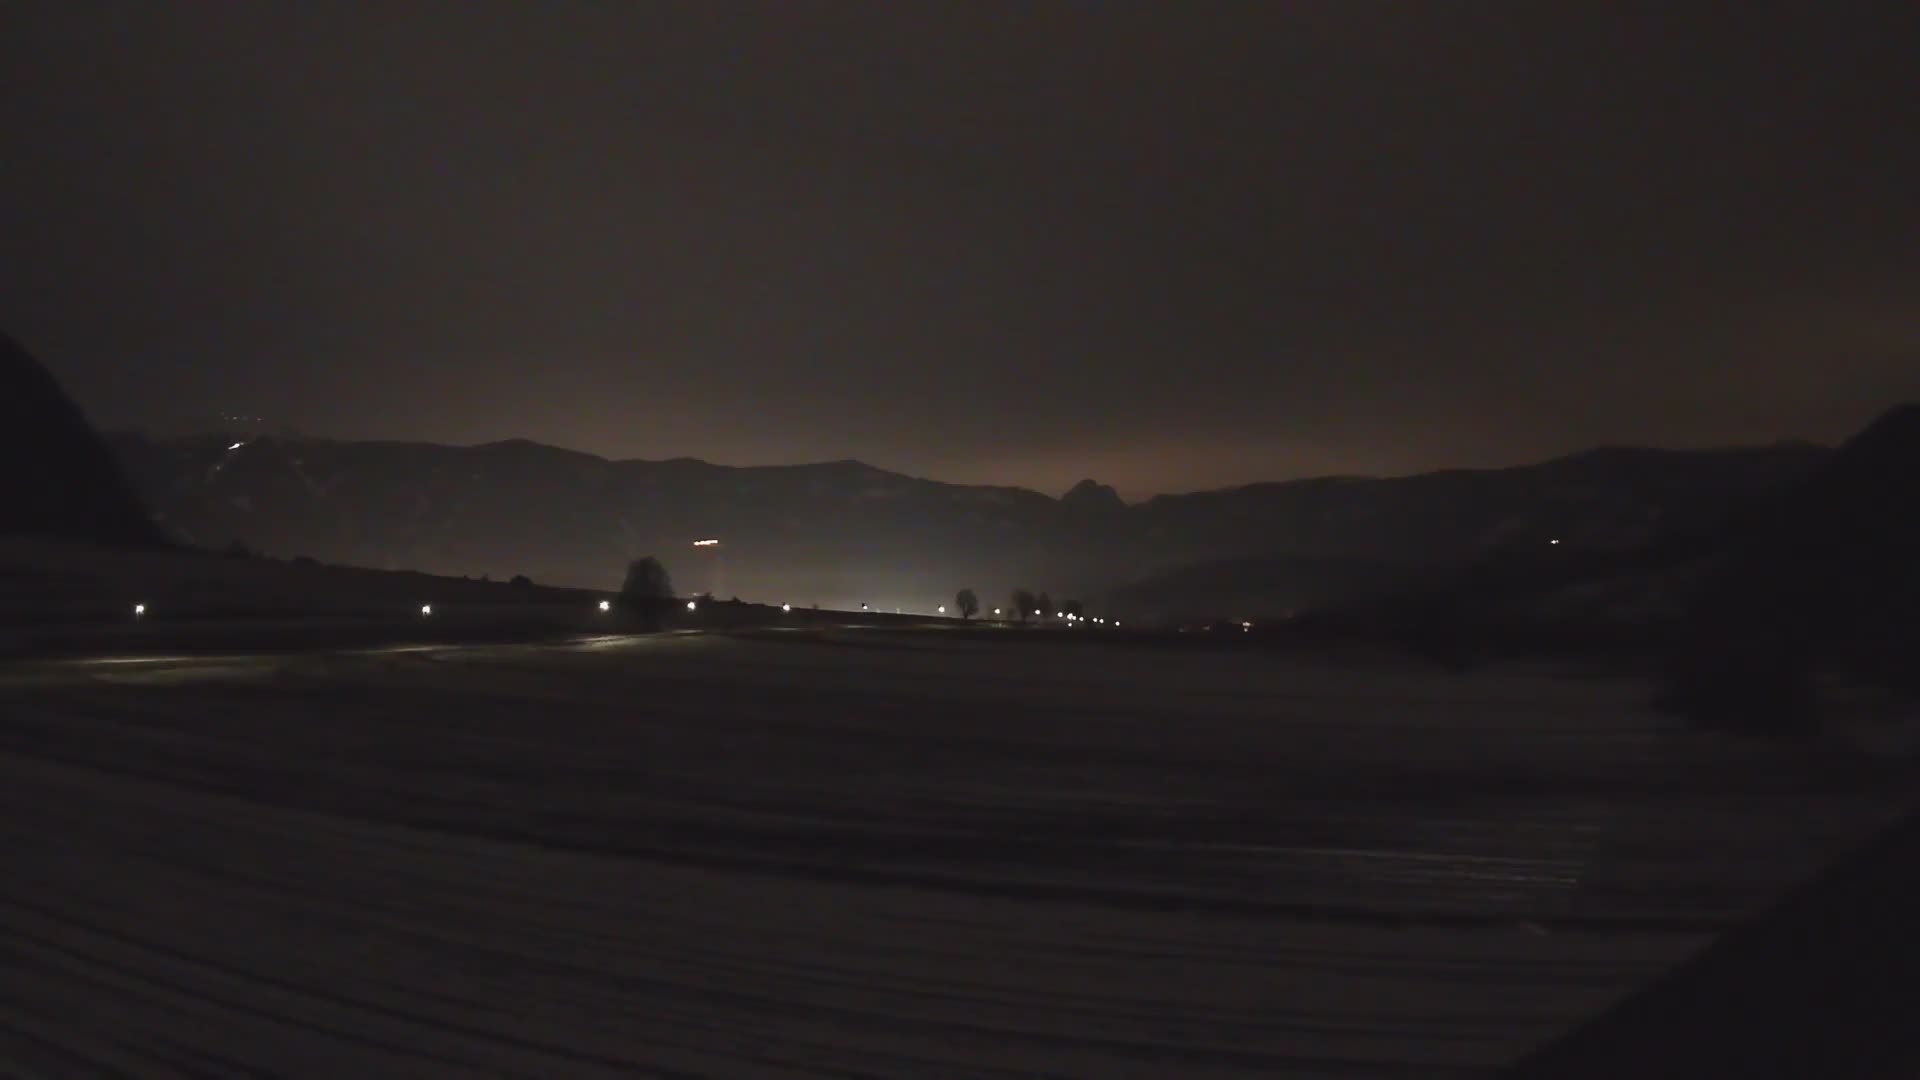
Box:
[129,525,1113,630]
[129,597,706,621]
[981,606,1118,627]
[127,595,1117,630]
[1039,612,1118,627]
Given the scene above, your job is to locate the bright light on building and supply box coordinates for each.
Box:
[1550,538,1562,545]
[693,538,720,547]
[598,599,611,612]
[782,603,792,612]
[420,604,432,617]
[132,603,146,617]
[937,605,946,614]
[686,600,698,611]
[226,441,244,451]
[992,607,1001,616]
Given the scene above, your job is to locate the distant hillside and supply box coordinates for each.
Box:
[107,430,1827,613]
[1098,445,1825,623]
[0,331,165,548]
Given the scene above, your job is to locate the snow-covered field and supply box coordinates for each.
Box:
[0,630,1908,1076]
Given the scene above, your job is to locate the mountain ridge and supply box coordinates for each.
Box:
[104,427,1831,615]
[111,427,1833,505]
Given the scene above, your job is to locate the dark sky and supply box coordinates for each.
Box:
[4,2,1915,498]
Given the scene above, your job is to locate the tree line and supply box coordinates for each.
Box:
[949,587,1084,624]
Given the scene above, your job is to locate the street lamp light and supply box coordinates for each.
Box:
[692,539,724,597]
[132,603,146,618]
[598,599,611,612]
[686,600,698,611]
[937,605,946,614]
[782,603,791,613]
[420,604,432,617]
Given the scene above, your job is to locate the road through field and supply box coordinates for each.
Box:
[0,631,1906,1076]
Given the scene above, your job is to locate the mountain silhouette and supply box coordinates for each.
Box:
[1060,478,1126,514]
[107,428,1824,614]
[0,331,165,548]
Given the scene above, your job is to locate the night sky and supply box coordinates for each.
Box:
[5,2,1915,498]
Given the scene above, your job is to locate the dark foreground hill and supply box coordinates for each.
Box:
[1507,793,1920,1077]
[107,429,1826,614]
[0,331,165,548]
[1667,403,1920,731]
[1252,410,1918,680]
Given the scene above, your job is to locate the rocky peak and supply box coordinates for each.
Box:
[1061,478,1126,512]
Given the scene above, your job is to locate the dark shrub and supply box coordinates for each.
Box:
[1010,589,1037,624]
[617,557,675,630]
